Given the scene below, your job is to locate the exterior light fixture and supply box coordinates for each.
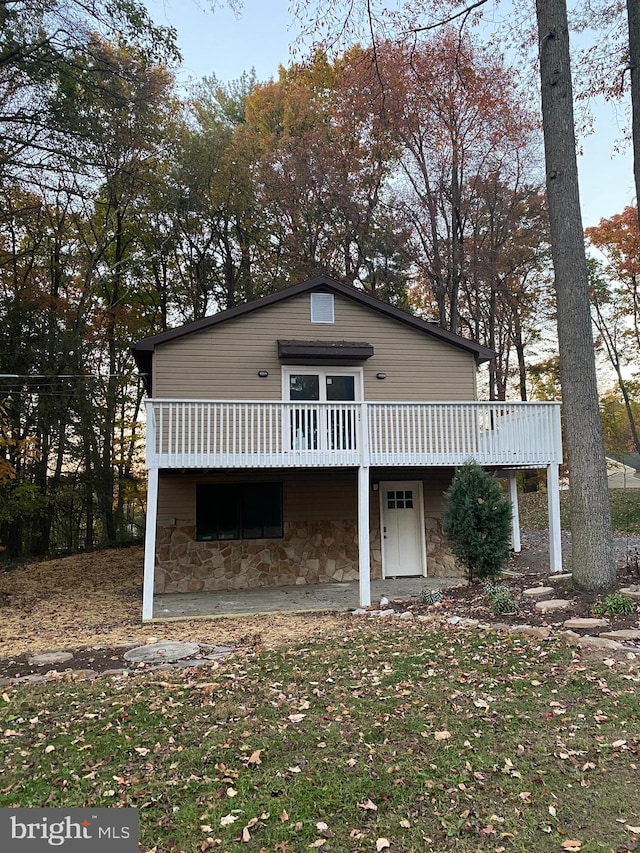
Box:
[376,372,386,380]
[257,370,269,378]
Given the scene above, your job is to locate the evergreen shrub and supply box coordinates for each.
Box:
[442,461,512,582]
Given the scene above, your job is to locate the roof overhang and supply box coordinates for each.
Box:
[277,339,374,361]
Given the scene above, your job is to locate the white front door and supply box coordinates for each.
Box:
[380,481,426,578]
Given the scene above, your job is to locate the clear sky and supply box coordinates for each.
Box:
[145,0,635,228]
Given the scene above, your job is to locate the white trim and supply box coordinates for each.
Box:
[142,467,158,621]
[358,465,371,607]
[547,463,563,572]
[379,480,427,579]
[310,292,335,323]
[281,366,364,401]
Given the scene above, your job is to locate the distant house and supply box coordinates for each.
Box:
[132,275,563,620]
[606,456,640,489]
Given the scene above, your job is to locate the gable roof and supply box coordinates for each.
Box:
[132,274,494,391]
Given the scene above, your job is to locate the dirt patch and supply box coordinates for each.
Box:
[1,533,639,681]
[0,547,345,663]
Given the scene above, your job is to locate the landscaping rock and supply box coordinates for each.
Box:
[550,573,573,582]
[352,608,368,616]
[377,609,396,619]
[27,651,74,667]
[509,625,552,639]
[399,611,414,621]
[123,640,200,664]
[563,617,609,630]
[619,586,640,601]
[556,630,581,645]
[203,646,234,660]
[523,586,555,600]
[598,629,640,641]
[98,669,130,679]
[379,596,390,607]
[535,598,571,612]
[577,636,626,651]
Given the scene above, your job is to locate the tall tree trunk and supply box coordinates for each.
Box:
[628,0,640,233]
[536,0,616,590]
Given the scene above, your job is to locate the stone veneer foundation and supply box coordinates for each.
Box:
[154,518,464,594]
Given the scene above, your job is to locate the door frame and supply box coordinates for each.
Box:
[379,480,427,579]
[281,365,364,401]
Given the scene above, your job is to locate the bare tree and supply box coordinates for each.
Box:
[536,0,615,589]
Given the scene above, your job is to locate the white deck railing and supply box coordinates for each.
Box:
[145,399,562,469]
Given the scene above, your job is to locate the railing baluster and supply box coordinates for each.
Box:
[147,400,561,470]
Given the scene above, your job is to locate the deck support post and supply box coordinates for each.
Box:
[358,465,371,608]
[507,471,521,553]
[143,466,159,621]
[547,463,562,573]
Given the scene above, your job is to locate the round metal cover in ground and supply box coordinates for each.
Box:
[123,641,200,664]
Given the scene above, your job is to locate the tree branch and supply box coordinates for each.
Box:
[405,0,489,35]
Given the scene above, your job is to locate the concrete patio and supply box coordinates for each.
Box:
[152,576,465,620]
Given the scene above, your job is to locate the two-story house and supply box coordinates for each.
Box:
[132,275,563,620]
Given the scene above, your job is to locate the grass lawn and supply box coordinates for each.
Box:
[1,622,639,852]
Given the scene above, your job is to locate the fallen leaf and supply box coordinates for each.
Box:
[400,819,411,828]
[561,841,582,851]
[226,787,237,798]
[241,826,251,842]
[549,805,557,818]
[308,840,326,848]
[626,827,640,835]
[280,810,289,823]
[219,814,238,827]
[288,713,306,723]
[434,730,451,740]
[247,750,262,766]
[44,745,55,753]
[376,839,391,851]
[358,798,378,811]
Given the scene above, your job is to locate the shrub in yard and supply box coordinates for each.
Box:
[591,592,636,617]
[442,461,513,581]
[419,587,443,605]
[484,582,519,615]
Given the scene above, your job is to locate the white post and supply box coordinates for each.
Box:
[143,466,158,621]
[508,471,521,553]
[547,463,562,573]
[358,402,371,607]
[358,464,371,607]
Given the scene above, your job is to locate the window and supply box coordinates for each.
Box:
[310,292,334,323]
[386,490,414,510]
[196,483,283,541]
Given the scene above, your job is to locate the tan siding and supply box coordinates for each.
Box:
[153,293,477,400]
[372,467,454,518]
[158,469,358,526]
[158,467,454,529]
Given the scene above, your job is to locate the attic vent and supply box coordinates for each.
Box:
[310,292,335,323]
